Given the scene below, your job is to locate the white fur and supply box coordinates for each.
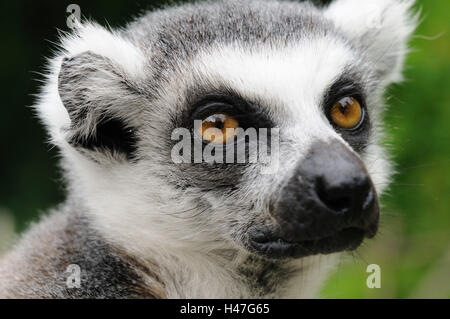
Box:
[325,0,417,83]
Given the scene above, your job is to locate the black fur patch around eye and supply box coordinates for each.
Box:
[307,0,333,7]
[70,118,138,160]
[185,89,274,131]
[323,77,371,153]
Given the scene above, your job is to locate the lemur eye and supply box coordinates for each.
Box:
[197,112,239,144]
[330,97,364,129]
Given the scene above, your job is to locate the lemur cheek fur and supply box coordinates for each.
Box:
[0,0,417,299]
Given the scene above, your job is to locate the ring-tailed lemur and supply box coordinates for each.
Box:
[0,0,417,298]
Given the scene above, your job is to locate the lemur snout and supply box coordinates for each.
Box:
[249,140,379,259]
[307,141,379,237]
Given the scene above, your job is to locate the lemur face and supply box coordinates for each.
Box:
[39,0,416,259]
[160,43,380,260]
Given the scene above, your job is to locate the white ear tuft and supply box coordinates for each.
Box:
[60,23,146,78]
[325,0,418,84]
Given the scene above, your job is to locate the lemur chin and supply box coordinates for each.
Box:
[0,0,417,298]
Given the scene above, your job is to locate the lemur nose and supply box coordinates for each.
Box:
[314,156,373,218]
[273,140,379,243]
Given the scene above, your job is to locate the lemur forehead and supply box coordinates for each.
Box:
[188,39,357,113]
[122,0,338,76]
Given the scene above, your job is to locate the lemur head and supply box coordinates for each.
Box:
[37,0,416,260]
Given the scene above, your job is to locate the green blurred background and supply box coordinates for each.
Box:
[0,1,448,298]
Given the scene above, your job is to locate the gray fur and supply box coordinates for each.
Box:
[0,206,164,298]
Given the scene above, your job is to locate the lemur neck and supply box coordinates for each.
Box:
[133,247,334,298]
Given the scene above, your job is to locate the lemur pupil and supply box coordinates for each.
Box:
[215,119,225,130]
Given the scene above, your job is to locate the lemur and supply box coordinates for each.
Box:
[0,0,417,298]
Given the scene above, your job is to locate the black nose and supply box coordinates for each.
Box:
[248,140,379,259]
[314,151,374,222]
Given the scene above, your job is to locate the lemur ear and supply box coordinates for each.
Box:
[324,0,418,83]
[58,51,141,159]
[56,24,147,159]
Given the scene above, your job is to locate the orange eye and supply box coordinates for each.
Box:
[197,112,239,144]
[330,97,363,129]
